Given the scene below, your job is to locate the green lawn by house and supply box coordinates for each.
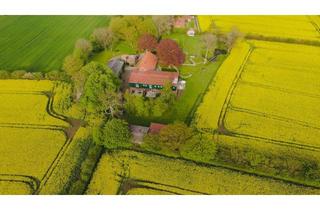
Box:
[0,16,110,72]
[92,32,226,126]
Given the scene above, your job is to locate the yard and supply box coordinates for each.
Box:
[92,32,226,126]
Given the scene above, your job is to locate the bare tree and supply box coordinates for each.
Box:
[201,33,218,64]
[225,27,240,52]
[74,39,93,60]
[91,27,114,50]
[152,16,174,38]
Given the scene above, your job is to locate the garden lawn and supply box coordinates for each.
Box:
[0,16,110,72]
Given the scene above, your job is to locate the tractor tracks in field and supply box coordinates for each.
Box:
[0,174,40,195]
[34,91,84,194]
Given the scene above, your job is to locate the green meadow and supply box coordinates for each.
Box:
[0,16,110,72]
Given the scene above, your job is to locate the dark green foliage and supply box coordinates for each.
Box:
[180,133,217,163]
[94,119,132,149]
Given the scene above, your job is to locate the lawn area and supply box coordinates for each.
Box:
[0,16,110,72]
[91,32,226,126]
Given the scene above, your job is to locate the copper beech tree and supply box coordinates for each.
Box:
[156,39,185,67]
[137,34,158,52]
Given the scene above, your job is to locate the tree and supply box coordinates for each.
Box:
[63,54,84,77]
[110,16,156,49]
[156,39,185,68]
[180,133,217,163]
[98,89,123,118]
[225,27,240,52]
[201,33,218,63]
[80,62,120,114]
[152,16,174,38]
[208,20,221,37]
[91,27,115,51]
[137,34,158,52]
[157,122,194,152]
[95,119,131,149]
[74,39,93,61]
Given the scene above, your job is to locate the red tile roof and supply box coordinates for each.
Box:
[128,70,179,86]
[137,51,158,71]
[149,123,166,134]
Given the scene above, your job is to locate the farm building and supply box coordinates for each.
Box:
[174,15,194,28]
[149,123,166,134]
[127,51,181,97]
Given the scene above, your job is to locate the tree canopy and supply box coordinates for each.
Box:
[110,16,157,48]
[137,34,158,52]
[156,39,185,67]
[93,118,131,149]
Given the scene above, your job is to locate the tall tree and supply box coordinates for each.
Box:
[79,62,120,114]
[137,34,158,52]
[152,15,174,38]
[156,39,185,68]
[94,118,131,149]
[74,38,93,61]
[201,33,218,63]
[157,122,194,152]
[110,16,156,49]
[91,27,115,51]
[98,89,122,118]
[225,27,240,52]
[180,133,217,163]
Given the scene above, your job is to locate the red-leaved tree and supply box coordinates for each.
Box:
[156,39,185,67]
[137,34,158,52]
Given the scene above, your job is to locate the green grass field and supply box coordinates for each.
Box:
[0,16,110,72]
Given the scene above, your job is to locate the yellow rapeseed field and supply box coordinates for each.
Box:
[86,150,320,195]
[0,80,70,195]
[198,16,320,41]
[194,40,251,130]
[195,39,320,150]
[0,181,32,195]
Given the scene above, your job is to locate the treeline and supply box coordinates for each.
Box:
[214,136,320,187]
[0,69,67,81]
